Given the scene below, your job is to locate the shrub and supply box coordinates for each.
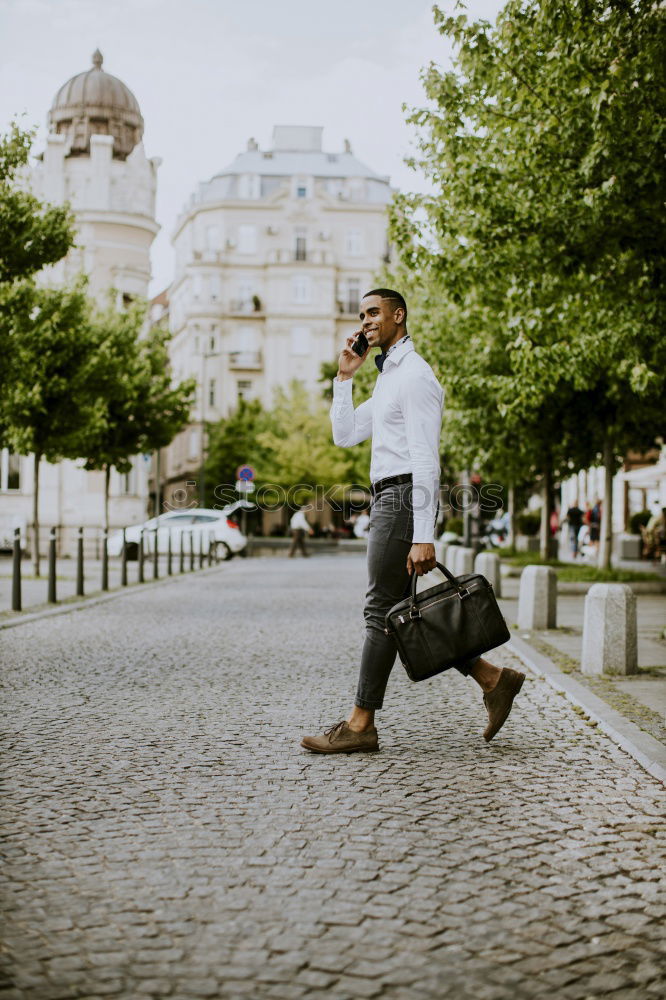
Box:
[446,517,463,536]
[629,509,651,535]
[516,512,541,536]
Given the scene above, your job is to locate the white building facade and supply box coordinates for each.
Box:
[0,51,160,552]
[161,126,392,503]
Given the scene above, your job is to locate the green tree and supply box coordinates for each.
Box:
[2,279,103,574]
[203,398,270,509]
[0,121,76,436]
[0,121,74,286]
[82,301,195,528]
[388,0,666,565]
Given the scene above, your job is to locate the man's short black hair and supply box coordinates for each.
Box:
[363,288,407,320]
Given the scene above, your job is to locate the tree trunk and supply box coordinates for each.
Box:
[507,484,516,550]
[104,465,110,532]
[33,453,41,577]
[539,465,552,561]
[599,437,614,570]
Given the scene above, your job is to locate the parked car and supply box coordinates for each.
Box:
[107,506,248,561]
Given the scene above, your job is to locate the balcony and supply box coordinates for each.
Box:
[229,296,263,314]
[229,350,263,370]
[267,248,333,265]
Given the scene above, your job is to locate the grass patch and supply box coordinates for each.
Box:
[500,551,662,583]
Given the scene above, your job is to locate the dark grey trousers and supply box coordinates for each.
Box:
[355,482,477,711]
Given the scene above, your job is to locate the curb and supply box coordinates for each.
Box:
[0,563,229,631]
[507,635,666,785]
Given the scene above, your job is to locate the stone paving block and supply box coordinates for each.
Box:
[1,556,665,1000]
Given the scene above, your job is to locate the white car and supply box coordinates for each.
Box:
[107,505,249,561]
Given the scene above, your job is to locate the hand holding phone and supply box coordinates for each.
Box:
[351,330,369,357]
[337,330,370,380]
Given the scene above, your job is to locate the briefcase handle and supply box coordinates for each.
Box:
[409,561,469,618]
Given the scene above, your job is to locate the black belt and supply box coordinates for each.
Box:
[370,473,412,497]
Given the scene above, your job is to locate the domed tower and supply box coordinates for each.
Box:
[31,50,161,303]
[48,48,144,161]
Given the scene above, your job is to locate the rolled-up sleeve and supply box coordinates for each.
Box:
[401,374,443,544]
[330,378,373,447]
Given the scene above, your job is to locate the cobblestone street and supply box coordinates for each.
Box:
[1,555,664,1000]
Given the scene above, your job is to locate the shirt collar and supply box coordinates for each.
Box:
[375,334,413,373]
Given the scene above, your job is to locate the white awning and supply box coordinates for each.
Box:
[622,462,666,489]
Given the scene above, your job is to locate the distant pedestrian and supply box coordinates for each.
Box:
[353,510,370,538]
[565,503,584,557]
[590,499,602,548]
[289,506,313,558]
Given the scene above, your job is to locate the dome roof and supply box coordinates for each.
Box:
[48,50,144,160]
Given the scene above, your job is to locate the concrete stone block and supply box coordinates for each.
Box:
[517,565,557,629]
[474,552,502,598]
[581,583,638,675]
[435,540,448,566]
[455,547,475,576]
[618,534,642,560]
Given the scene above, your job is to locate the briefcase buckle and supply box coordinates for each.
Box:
[457,588,471,600]
[409,605,422,620]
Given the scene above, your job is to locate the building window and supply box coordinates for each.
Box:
[189,429,200,460]
[205,225,221,250]
[239,174,260,199]
[346,279,360,314]
[346,228,363,256]
[294,177,309,199]
[208,379,216,407]
[292,275,312,304]
[291,326,311,356]
[209,332,216,352]
[210,273,221,300]
[237,379,253,401]
[294,228,307,261]
[238,225,257,254]
[192,273,202,298]
[0,450,21,491]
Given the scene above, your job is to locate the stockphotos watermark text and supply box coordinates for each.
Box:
[164,482,503,513]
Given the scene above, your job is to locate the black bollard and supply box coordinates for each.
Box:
[189,531,195,571]
[208,531,213,567]
[76,527,84,597]
[101,528,109,591]
[12,527,21,612]
[47,527,57,604]
[179,530,184,574]
[167,530,173,576]
[121,527,128,586]
[199,532,205,569]
[138,529,145,583]
[153,528,159,580]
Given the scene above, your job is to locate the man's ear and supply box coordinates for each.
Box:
[394,307,406,325]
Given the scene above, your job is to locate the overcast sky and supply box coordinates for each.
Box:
[0,0,503,295]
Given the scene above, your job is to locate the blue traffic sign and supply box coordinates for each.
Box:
[236,464,255,482]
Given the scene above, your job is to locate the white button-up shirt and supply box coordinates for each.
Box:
[330,336,443,544]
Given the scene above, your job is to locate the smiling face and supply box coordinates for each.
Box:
[359,294,406,352]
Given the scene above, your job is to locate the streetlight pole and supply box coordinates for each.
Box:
[199,346,219,509]
[200,350,206,508]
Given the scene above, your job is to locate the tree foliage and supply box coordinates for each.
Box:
[0,121,75,286]
[387,0,666,561]
[82,300,195,525]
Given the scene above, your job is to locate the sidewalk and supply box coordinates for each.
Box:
[497,576,666,751]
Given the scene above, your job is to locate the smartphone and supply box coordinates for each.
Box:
[351,331,369,357]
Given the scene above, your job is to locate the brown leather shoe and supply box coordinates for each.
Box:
[301,721,379,754]
[483,667,525,742]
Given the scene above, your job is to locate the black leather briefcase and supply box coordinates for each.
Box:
[385,562,510,682]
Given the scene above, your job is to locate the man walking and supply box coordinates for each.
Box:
[289,505,313,558]
[301,289,524,754]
